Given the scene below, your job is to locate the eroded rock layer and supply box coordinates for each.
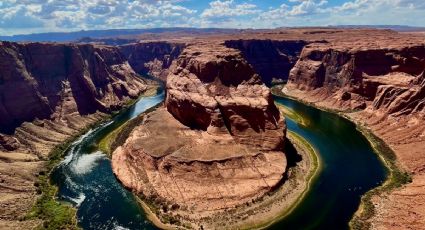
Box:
[166,43,286,150]
[0,41,148,133]
[113,108,286,212]
[113,43,287,217]
[287,43,425,112]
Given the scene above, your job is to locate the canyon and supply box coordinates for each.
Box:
[0,28,424,229]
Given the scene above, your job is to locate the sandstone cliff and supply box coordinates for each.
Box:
[287,43,425,112]
[166,43,286,150]
[112,43,287,227]
[119,42,185,81]
[0,41,148,134]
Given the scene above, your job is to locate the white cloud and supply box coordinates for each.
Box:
[0,0,196,34]
[200,0,259,18]
[257,0,425,27]
[198,0,260,28]
[0,0,425,35]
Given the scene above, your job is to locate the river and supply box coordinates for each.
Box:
[51,87,387,230]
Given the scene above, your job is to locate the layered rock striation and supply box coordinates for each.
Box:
[166,43,286,150]
[287,43,425,112]
[0,41,148,133]
[112,43,287,223]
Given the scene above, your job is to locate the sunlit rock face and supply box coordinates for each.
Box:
[0,41,148,133]
[288,43,425,113]
[166,43,286,151]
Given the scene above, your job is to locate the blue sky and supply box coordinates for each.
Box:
[0,0,425,35]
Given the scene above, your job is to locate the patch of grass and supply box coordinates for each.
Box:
[106,103,163,155]
[26,139,82,230]
[98,124,125,156]
[28,175,78,230]
[275,103,308,126]
[27,116,114,229]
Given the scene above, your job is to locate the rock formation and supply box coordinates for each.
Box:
[166,43,285,149]
[2,28,425,230]
[287,43,425,112]
[112,43,287,225]
[0,134,20,151]
[0,41,149,133]
[119,42,185,81]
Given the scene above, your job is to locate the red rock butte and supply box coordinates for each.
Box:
[112,42,287,213]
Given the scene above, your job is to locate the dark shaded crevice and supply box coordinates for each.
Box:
[215,100,234,136]
[119,42,186,79]
[224,39,308,85]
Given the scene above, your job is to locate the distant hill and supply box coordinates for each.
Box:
[329,25,425,32]
[276,25,425,32]
[0,28,241,42]
[2,26,424,43]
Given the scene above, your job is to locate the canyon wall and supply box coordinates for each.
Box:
[287,43,425,112]
[119,42,185,81]
[0,41,148,134]
[225,40,307,85]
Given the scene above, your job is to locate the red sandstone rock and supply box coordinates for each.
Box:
[288,43,425,113]
[0,41,148,132]
[0,134,20,151]
[284,36,425,229]
[166,43,286,150]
